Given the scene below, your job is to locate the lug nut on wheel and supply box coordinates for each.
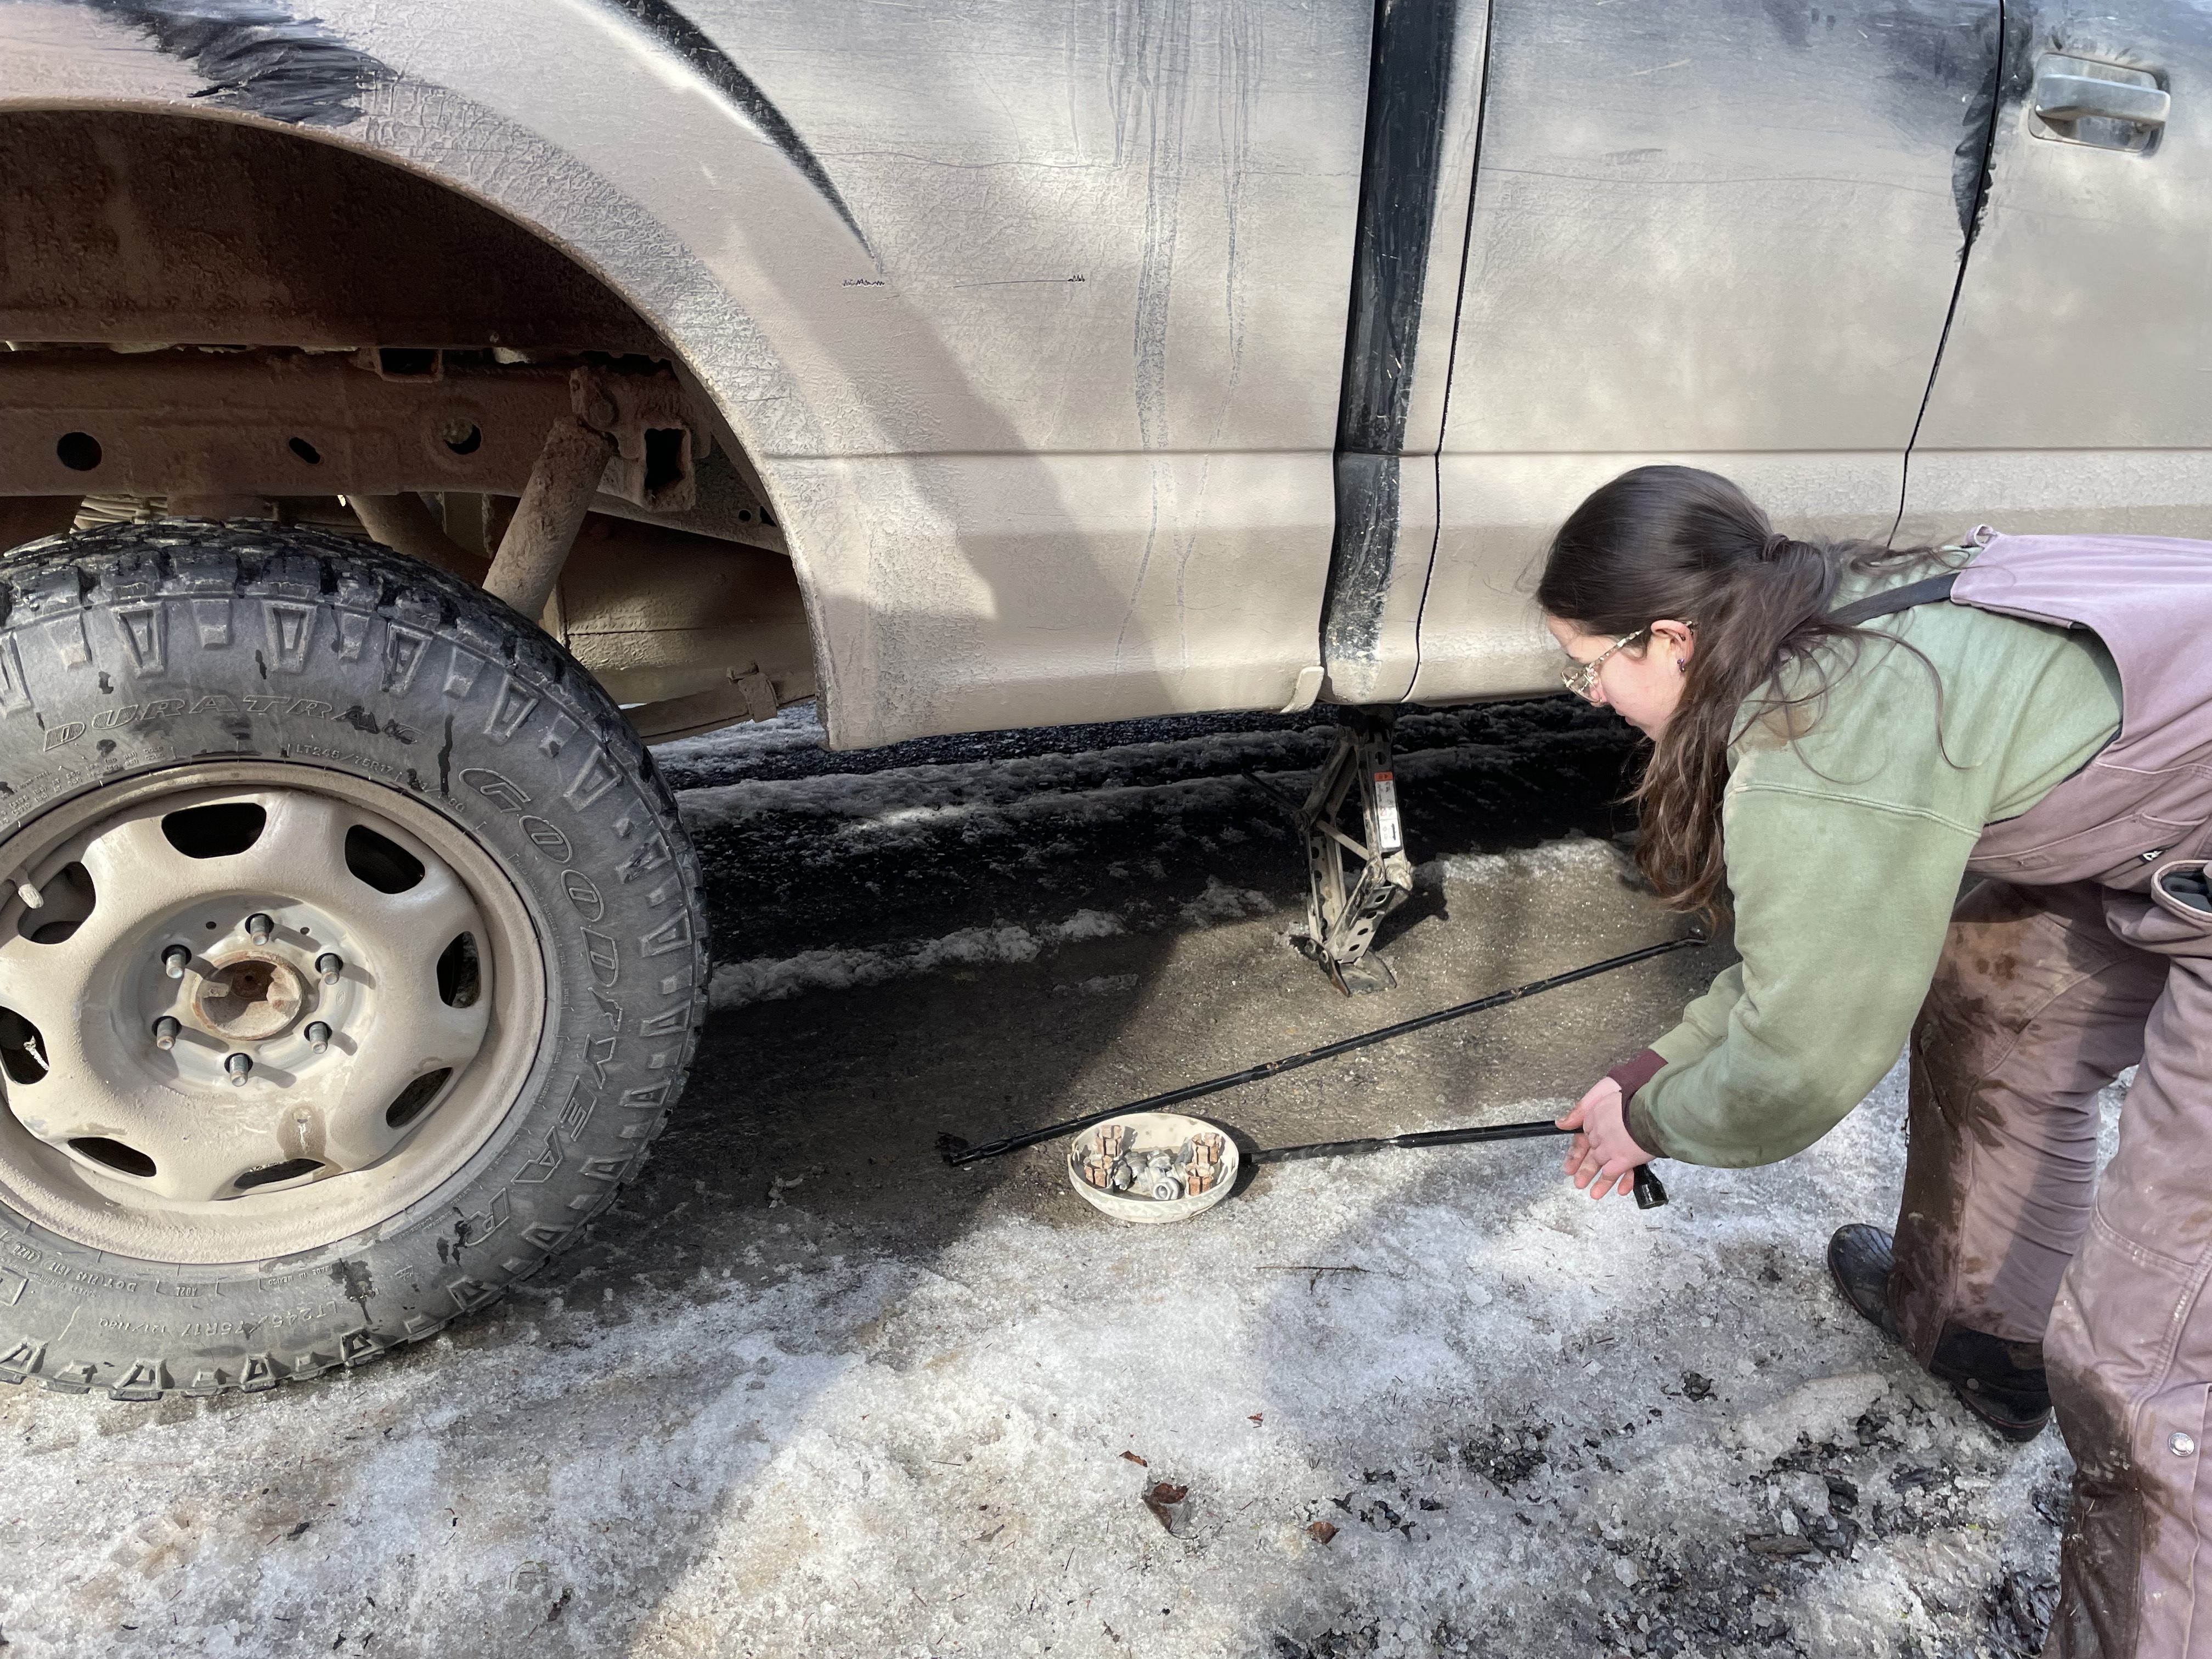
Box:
[224,1052,252,1086]
[245,912,275,944]
[315,952,343,985]
[151,1015,180,1051]
[161,944,191,979]
[306,1021,331,1053]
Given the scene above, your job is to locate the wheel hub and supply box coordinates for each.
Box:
[193,951,306,1042]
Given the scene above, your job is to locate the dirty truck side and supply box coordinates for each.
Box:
[0,0,2192,1395]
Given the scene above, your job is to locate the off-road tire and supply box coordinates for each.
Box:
[0,519,708,1399]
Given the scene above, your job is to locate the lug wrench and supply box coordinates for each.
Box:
[939,935,1703,1207]
[1253,1116,1669,1208]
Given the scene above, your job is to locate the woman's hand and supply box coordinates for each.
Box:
[1557,1077,1654,1200]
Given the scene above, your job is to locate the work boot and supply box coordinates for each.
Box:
[1827,1222,1904,1339]
[1927,1328,2053,1444]
[1825,1224,2051,1444]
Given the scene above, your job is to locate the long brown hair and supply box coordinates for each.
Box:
[1536,466,1942,918]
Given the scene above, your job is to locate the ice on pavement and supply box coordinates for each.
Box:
[710,908,1130,1009]
[0,701,2078,1657]
[1420,833,1626,891]
[0,1061,2081,1657]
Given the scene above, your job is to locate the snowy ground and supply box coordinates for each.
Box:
[0,701,2086,1658]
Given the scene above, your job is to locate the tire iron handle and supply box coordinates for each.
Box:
[939,935,1704,1170]
[1255,1118,1668,1208]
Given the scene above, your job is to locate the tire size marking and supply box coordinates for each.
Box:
[291,741,407,782]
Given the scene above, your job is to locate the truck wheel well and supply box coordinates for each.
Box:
[0,108,815,741]
[0,107,663,356]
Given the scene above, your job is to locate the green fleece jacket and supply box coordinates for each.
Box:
[1625,563,2122,1167]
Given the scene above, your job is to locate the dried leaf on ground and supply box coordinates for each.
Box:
[1306,1521,1338,1545]
[1143,1482,1191,1533]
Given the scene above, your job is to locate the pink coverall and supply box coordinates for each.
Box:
[1879,533,2212,1656]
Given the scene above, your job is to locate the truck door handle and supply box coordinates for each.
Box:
[2033,66,2169,129]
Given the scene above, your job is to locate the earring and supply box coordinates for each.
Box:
[1675,659,1688,674]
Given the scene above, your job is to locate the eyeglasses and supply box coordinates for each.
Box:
[1560,627,1651,700]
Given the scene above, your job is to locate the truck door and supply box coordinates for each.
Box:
[1406,0,2002,703]
[1898,5,2212,541]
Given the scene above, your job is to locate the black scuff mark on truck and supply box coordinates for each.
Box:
[1947,3,2014,241]
[1784,0,2008,242]
[74,0,392,127]
[1885,1,2015,548]
[595,0,872,257]
[1321,0,1462,689]
[1327,452,1403,686]
[1825,0,2007,242]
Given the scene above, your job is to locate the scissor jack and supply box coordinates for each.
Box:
[1250,708,1415,995]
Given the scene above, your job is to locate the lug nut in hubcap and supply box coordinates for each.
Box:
[161,944,190,979]
[151,1015,179,1051]
[224,1052,252,1086]
[306,1021,331,1053]
[245,912,274,944]
[315,952,343,985]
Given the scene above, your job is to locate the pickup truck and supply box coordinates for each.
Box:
[0,0,2183,1397]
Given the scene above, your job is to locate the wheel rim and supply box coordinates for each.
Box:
[0,763,545,1263]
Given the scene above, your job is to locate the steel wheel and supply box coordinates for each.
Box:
[0,763,544,1263]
